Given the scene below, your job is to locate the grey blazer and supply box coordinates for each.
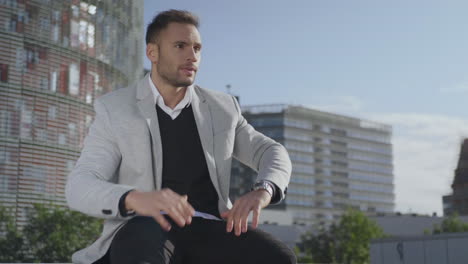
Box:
[65,74,292,263]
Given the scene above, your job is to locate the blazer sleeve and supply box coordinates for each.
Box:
[65,98,135,219]
[231,96,292,203]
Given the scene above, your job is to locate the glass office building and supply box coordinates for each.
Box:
[230,104,395,226]
[0,0,144,226]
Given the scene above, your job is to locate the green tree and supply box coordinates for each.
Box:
[297,224,336,263]
[294,246,313,263]
[0,203,103,262]
[428,213,468,234]
[0,206,25,262]
[22,203,103,263]
[297,209,385,264]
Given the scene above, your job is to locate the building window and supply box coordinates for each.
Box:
[332,171,348,178]
[71,20,79,48]
[68,123,77,137]
[20,107,32,139]
[330,128,347,136]
[25,46,39,70]
[50,71,57,92]
[86,93,92,104]
[58,64,68,94]
[332,160,348,167]
[331,150,347,157]
[58,133,66,145]
[69,63,80,95]
[331,140,347,147]
[0,149,10,164]
[0,174,9,193]
[48,106,57,120]
[35,128,47,142]
[0,64,8,82]
[9,15,17,32]
[23,166,47,193]
[40,77,48,90]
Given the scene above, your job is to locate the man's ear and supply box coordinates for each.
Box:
[146,43,159,63]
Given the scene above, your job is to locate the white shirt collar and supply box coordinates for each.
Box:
[148,74,193,111]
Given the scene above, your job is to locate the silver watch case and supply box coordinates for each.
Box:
[252,181,273,197]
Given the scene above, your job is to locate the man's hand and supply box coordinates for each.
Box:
[125,188,195,231]
[220,190,271,236]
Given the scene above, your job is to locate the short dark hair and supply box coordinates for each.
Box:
[146,9,199,44]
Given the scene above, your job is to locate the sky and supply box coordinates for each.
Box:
[143,0,468,216]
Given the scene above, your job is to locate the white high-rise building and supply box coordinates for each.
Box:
[230,104,394,226]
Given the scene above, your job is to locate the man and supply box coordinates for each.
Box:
[66,9,295,264]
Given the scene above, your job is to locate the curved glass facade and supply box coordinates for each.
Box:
[0,0,144,225]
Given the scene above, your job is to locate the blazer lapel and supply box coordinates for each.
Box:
[135,77,222,196]
[192,87,222,197]
[136,74,163,190]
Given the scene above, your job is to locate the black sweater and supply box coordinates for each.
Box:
[156,104,220,218]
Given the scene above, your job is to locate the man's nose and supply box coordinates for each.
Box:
[186,47,199,62]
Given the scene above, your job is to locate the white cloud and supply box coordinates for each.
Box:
[308,95,364,115]
[439,82,468,94]
[367,113,468,215]
[310,98,468,216]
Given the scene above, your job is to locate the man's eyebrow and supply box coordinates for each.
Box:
[172,40,202,47]
[173,40,188,45]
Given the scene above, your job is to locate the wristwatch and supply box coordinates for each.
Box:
[252,180,274,197]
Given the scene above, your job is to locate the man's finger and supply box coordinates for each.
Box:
[167,194,194,224]
[226,216,234,232]
[241,212,249,233]
[238,203,252,234]
[153,213,171,231]
[235,216,242,236]
[228,205,238,233]
[166,206,187,227]
[233,206,244,236]
[183,201,195,218]
[175,199,194,224]
[178,195,195,214]
[251,207,261,229]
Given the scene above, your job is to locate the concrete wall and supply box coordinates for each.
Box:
[370,233,468,264]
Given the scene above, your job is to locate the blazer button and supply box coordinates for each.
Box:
[102,209,112,215]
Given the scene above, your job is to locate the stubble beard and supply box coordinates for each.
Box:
[157,62,194,88]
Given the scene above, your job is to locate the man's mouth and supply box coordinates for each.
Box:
[181,66,197,76]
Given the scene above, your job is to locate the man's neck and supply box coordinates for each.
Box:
[151,73,187,109]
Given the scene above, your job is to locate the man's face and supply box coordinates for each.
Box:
[152,23,202,88]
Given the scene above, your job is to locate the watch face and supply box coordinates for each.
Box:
[255,182,264,188]
[254,182,267,190]
[254,181,273,196]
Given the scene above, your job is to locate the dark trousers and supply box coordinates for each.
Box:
[104,216,296,264]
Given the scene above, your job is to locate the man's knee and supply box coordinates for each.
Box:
[249,230,297,264]
[113,216,168,244]
[269,246,297,264]
[109,216,173,264]
[252,230,297,264]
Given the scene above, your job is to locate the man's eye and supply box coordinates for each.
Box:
[175,44,184,48]
[194,46,201,52]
